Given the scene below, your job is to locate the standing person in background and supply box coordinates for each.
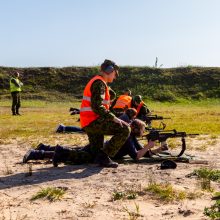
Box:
[10,71,23,116]
[80,59,131,168]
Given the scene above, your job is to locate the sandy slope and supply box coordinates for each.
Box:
[0,136,219,220]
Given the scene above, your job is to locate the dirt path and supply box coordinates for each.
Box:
[0,136,219,220]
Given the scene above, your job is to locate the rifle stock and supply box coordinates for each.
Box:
[144,129,199,157]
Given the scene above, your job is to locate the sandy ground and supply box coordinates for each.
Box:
[0,135,219,220]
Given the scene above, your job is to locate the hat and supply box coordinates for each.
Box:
[101,59,119,76]
[160,160,177,170]
[133,95,142,104]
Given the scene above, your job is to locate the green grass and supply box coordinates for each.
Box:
[0,100,82,145]
[112,190,137,201]
[191,168,220,191]
[145,182,187,202]
[123,203,141,220]
[204,192,220,220]
[0,100,219,145]
[146,99,220,134]
[31,187,67,202]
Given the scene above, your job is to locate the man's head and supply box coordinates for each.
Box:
[13,71,20,78]
[124,88,131,96]
[133,95,142,104]
[130,119,146,137]
[100,59,119,83]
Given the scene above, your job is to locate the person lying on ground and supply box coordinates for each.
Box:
[23,119,168,166]
[55,124,84,133]
[55,108,137,133]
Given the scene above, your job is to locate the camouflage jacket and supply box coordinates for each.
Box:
[90,79,115,121]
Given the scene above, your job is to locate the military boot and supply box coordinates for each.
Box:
[53,145,71,167]
[23,150,54,163]
[35,143,55,151]
[94,150,118,168]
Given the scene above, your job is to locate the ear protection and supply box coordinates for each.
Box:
[104,65,115,74]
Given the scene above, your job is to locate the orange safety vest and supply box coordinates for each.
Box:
[136,101,144,115]
[80,75,110,128]
[113,95,132,109]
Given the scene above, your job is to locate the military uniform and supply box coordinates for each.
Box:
[23,144,94,165]
[82,79,130,157]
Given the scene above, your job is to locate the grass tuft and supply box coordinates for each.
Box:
[123,203,141,220]
[31,187,67,202]
[204,192,220,220]
[144,182,198,202]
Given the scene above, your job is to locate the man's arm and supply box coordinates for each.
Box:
[136,140,155,160]
[10,78,21,87]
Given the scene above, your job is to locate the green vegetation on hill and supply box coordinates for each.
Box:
[0,66,219,101]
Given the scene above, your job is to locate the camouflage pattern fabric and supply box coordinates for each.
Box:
[66,147,93,164]
[89,79,115,121]
[83,78,131,157]
[84,118,130,157]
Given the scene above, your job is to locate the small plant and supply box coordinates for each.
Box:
[207,139,218,146]
[210,135,218,139]
[127,191,137,200]
[123,203,141,220]
[193,168,220,191]
[31,187,67,202]
[112,191,126,201]
[187,191,203,200]
[112,190,138,201]
[204,192,220,220]
[145,182,187,202]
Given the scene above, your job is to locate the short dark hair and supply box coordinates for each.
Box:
[101,59,119,74]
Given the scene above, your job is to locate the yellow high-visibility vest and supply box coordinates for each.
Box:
[10,78,22,92]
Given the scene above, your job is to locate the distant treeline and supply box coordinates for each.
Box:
[0,66,219,101]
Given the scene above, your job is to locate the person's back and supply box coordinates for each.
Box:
[111,88,132,116]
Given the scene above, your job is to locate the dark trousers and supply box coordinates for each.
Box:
[11,91,21,114]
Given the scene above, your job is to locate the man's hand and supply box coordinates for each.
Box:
[113,117,129,127]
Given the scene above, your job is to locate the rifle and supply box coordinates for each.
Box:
[143,114,171,131]
[144,129,199,157]
[145,114,171,124]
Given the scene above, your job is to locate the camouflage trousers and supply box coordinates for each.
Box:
[66,147,94,164]
[84,118,131,157]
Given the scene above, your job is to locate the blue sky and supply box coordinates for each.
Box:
[0,0,220,67]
